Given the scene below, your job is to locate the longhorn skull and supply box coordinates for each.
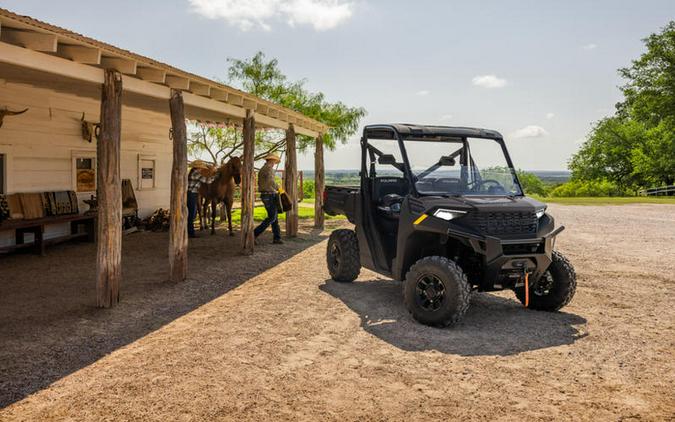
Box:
[0,107,28,128]
[80,112,100,143]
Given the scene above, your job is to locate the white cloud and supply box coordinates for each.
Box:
[471,74,507,88]
[511,125,549,139]
[281,0,353,30]
[416,90,430,96]
[582,43,597,50]
[439,114,453,121]
[188,0,354,31]
[546,112,555,119]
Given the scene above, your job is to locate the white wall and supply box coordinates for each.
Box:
[0,78,174,247]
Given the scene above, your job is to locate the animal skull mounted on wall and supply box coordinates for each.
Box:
[80,112,100,143]
[0,107,29,128]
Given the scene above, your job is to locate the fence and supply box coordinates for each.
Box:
[638,185,675,196]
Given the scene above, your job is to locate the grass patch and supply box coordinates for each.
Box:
[532,196,675,205]
[224,205,345,226]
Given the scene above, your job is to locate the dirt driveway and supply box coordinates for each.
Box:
[1,204,674,421]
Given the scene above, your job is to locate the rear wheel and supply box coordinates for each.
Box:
[326,229,361,282]
[515,251,576,311]
[403,256,471,327]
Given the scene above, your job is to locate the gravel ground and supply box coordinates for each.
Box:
[0,204,674,421]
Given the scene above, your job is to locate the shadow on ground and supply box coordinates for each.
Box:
[320,278,587,356]
[0,224,329,408]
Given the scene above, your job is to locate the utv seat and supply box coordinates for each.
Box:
[373,177,409,200]
[433,178,462,194]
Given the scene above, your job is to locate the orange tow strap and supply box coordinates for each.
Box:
[524,272,530,308]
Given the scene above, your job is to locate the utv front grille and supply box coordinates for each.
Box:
[463,211,538,236]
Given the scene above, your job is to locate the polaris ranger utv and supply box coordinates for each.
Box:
[323,124,576,327]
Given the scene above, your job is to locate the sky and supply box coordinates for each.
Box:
[1,0,673,170]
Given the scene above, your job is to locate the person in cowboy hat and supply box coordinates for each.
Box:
[187,160,215,238]
[254,153,283,244]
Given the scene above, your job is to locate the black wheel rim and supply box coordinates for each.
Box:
[329,242,341,270]
[533,271,554,296]
[415,274,446,311]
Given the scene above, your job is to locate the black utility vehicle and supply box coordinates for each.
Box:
[324,124,576,327]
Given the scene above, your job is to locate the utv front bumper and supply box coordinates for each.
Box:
[411,213,565,290]
[447,225,565,290]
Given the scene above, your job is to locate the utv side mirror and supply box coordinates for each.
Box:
[378,154,397,165]
[439,156,456,166]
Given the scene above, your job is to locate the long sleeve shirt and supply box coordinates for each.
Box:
[257,162,278,193]
[188,169,215,193]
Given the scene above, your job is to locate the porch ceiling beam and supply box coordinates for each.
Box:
[165,74,190,90]
[227,94,244,106]
[136,66,166,83]
[56,44,101,64]
[1,28,57,52]
[242,98,257,110]
[100,56,137,75]
[189,81,211,96]
[255,103,269,115]
[210,89,228,102]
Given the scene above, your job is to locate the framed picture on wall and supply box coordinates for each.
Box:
[72,151,96,193]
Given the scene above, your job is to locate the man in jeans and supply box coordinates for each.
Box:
[187,160,214,239]
[254,154,283,244]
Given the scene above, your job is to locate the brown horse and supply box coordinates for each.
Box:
[198,156,242,236]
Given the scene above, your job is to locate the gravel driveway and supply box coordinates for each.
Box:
[1,204,673,421]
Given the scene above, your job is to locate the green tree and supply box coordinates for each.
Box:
[227,51,366,150]
[569,21,675,190]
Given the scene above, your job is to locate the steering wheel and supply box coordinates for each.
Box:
[471,179,505,193]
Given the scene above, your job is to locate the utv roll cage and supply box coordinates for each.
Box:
[360,124,524,197]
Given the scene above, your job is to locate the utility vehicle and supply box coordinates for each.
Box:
[323,124,576,327]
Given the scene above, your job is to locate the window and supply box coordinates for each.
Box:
[72,152,96,193]
[0,154,5,194]
[138,155,156,190]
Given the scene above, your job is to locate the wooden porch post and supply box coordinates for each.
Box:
[314,133,325,229]
[240,109,256,254]
[168,89,188,282]
[284,124,298,237]
[96,69,123,308]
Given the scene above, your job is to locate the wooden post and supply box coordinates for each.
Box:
[314,133,325,229]
[240,110,256,254]
[284,124,298,237]
[168,89,188,282]
[96,69,123,308]
[299,171,304,201]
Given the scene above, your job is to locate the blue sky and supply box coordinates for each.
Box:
[1,0,673,170]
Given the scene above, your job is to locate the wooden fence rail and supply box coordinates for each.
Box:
[638,185,675,196]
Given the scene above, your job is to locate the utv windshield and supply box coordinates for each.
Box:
[405,137,522,196]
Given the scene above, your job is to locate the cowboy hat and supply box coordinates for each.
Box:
[191,159,209,169]
[262,153,281,163]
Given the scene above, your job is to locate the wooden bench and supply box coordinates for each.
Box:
[0,214,96,256]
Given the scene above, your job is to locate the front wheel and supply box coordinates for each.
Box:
[403,256,471,327]
[326,229,361,282]
[515,251,576,311]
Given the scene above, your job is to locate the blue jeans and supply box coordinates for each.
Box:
[254,193,281,240]
[187,191,198,236]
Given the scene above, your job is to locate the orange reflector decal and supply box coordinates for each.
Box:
[413,214,428,225]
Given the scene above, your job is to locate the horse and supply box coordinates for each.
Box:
[198,156,242,236]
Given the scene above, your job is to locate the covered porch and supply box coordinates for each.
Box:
[0,8,328,307]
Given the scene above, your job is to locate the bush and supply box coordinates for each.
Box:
[549,179,628,197]
[302,180,315,199]
[516,170,550,197]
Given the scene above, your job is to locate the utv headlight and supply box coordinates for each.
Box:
[433,209,467,221]
[535,206,547,219]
